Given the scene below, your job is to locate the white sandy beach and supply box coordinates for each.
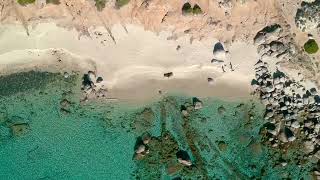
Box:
[0,22,261,102]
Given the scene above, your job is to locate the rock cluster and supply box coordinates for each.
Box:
[217,0,232,15]
[295,0,320,32]
[252,59,320,157]
[179,97,203,118]
[254,24,296,61]
[81,71,107,101]
[133,133,151,160]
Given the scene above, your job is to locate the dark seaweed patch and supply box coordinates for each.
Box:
[0,71,59,96]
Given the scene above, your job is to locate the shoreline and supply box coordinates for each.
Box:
[1,1,320,179]
[0,22,259,104]
[0,67,255,105]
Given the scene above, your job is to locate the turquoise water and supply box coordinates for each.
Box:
[0,71,316,179]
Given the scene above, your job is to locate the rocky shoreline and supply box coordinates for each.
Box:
[252,23,320,177]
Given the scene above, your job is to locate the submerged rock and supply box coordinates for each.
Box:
[60,99,71,113]
[142,133,151,145]
[194,102,203,110]
[181,105,189,117]
[176,150,192,166]
[135,144,146,154]
[192,97,203,110]
[217,141,228,152]
[181,110,188,117]
[133,133,151,160]
[10,123,30,137]
[218,105,226,115]
[63,72,69,78]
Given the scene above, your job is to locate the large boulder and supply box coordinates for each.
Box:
[253,24,282,45]
[176,150,192,166]
[213,42,227,61]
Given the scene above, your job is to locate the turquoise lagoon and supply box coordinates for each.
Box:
[0,71,316,179]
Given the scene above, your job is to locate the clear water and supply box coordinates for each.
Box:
[0,71,315,179]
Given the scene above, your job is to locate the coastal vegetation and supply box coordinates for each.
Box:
[94,0,106,11]
[304,39,319,54]
[182,3,203,15]
[17,0,35,5]
[115,0,130,9]
[192,4,202,14]
[182,3,192,14]
[0,71,59,96]
[46,0,60,5]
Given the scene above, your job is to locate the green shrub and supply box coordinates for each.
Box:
[182,3,203,15]
[95,0,106,11]
[115,0,130,9]
[193,4,202,14]
[304,39,319,54]
[182,2,192,14]
[17,0,35,5]
[46,0,60,5]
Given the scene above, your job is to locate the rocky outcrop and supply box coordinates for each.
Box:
[295,0,320,32]
[253,24,297,61]
[218,0,233,15]
[81,71,108,102]
[133,133,151,160]
[253,59,320,159]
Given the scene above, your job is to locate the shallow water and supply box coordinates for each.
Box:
[0,71,315,179]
